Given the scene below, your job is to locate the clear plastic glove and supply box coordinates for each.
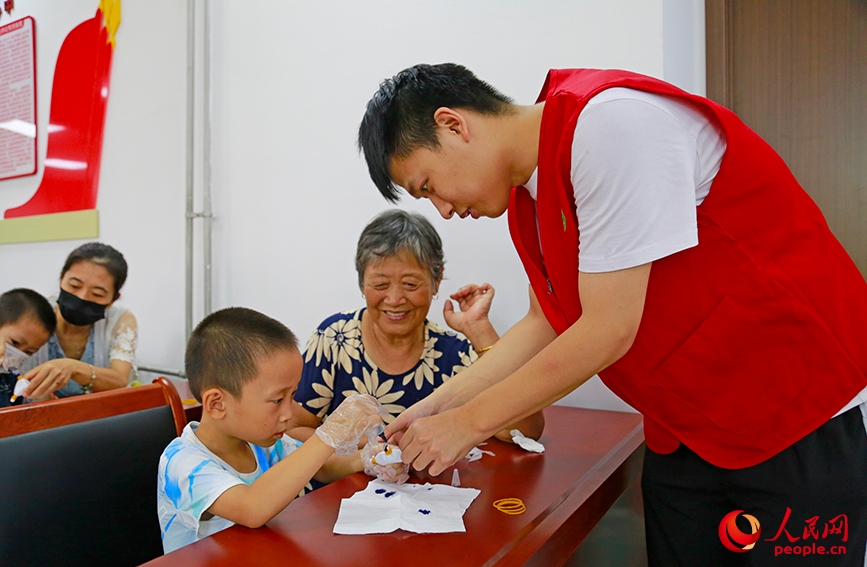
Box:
[360,442,410,484]
[315,394,388,457]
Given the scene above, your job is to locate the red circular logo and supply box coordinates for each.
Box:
[719,510,762,552]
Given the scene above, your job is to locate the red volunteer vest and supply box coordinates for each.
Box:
[508,69,867,468]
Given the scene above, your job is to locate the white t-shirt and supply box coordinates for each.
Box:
[524,86,867,417]
[157,422,300,554]
[524,87,726,273]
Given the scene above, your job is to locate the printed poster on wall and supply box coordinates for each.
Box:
[0,16,37,182]
[0,1,120,245]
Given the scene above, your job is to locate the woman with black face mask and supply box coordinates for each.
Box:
[19,242,138,400]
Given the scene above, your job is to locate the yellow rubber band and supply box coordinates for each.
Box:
[493,498,526,515]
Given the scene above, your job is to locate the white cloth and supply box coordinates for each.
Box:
[510,429,545,453]
[157,422,300,553]
[333,479,480,535]
[465,445,495,463]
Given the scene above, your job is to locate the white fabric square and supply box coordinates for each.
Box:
[333,492,401,534]
[333,480,480,535]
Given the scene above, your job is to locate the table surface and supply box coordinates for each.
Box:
[143,405,644,567]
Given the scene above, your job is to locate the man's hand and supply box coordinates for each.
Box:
[396,407,482,477]
[384,394,437,445]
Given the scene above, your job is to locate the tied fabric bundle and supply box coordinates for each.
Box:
[333,479,480,535]
[360,443,409,484]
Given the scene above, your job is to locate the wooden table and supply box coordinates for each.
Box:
[142,406,644,567]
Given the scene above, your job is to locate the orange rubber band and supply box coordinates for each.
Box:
[493,497,526,515]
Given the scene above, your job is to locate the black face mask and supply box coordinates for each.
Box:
[57,288,108,326]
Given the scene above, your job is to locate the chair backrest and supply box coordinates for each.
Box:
[0,378,187,567]
[0,376,186,439]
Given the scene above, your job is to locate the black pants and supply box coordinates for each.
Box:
[643,405,867,566]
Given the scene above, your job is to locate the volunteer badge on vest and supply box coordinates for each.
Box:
[719,511,761,552]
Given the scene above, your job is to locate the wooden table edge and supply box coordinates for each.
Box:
[485,420,646,567]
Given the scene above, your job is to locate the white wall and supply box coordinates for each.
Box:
[0,0,189,377]
[0,0,705,413]
[663,0,706,96]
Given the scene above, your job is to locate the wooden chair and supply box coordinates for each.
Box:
[0,377,187,567]
[0,376,186,438]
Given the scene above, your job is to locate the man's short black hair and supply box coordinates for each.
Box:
[185,307,298,401]
[358,63,513,202]
[0,288,57,336]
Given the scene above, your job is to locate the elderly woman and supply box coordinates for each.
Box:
[290,209,544,445]
[21,242,138,399]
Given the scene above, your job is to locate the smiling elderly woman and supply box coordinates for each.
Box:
[290,209,544,446]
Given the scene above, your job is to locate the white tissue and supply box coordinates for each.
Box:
[510,429,545,453]
[333,479,480,535]
[465,446,496,463]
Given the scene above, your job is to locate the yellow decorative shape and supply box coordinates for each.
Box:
[0,209,99,244]
[100,0,122,48]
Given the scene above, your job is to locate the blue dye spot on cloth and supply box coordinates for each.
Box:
[418,509,431,515]
[385,491,396,498]
[375,489,386,494]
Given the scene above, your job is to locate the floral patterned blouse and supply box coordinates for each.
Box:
[295,308,477,423]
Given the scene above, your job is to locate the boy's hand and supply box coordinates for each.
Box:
[360,442,410,484]
[316,394,388,457]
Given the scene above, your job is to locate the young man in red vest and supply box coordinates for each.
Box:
[359,63,867,566]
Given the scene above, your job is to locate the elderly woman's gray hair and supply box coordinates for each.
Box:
[356,209,445,291]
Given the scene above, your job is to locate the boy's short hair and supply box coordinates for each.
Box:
[185,307,298,401]
[0,288,57,336]
[358,63,513,203]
